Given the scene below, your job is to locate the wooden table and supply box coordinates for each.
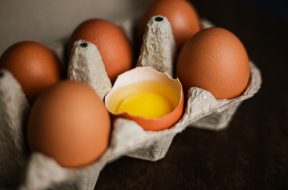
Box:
[96,0,288,189]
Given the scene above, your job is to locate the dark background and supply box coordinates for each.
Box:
[96,0,288,189]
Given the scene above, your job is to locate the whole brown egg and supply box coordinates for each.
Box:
[69,19,133,82]
[139,0,201,48]
[176,27,250,99]
[0,41,61,103]
[27,81,111,168]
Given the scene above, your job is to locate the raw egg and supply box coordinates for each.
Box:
[69,19,133,82]
[0,41,61,103]
[105,67,184,131]
[28,81,111,168]
[176,27,250,99]
[139,0,201,48]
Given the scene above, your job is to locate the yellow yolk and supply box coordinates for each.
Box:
[117,91,172,119]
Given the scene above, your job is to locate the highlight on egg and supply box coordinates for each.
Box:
[105,67,184,131]
[69,18,133,82]
[0,41,62,103]
[176,27,250,99]
[27,81,111,168]
[139,0,201,48]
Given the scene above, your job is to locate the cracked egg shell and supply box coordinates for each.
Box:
[176,27,250,99]
[69,19,133,82]
[105,67,184,131]
[27,81,111,168]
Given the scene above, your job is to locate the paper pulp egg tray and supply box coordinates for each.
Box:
[0,17,261,190]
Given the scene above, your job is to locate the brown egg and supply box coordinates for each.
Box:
[176,27,250,99]
[139,0,201,48]
[0,41,61,103]
[28,81,111,168]
[69,19,133,82]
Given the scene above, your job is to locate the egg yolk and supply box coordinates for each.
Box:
[117,91,172,119]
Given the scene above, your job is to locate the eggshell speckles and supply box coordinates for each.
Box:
[139,0,201,48]
[105,67,184,131]
[0,41,62,103]
[176,27,250,99]
[69,19,133,82]
[27,81,111,168]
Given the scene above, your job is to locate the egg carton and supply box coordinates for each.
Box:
[0,17,261,190]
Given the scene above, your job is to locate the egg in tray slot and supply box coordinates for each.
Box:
[0,12,261,190]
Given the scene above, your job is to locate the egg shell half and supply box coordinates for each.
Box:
[105,67,184,131]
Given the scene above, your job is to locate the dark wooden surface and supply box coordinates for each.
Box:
[96,0,288,189]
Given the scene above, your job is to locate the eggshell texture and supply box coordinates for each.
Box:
[105,67,184,131]
[139,0,201,48]
[0,41,61,102]
[69,19,133,82]
[28,81,111,168]
[176,27,250,99]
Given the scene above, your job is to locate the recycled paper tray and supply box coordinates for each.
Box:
[0,18,261,190]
